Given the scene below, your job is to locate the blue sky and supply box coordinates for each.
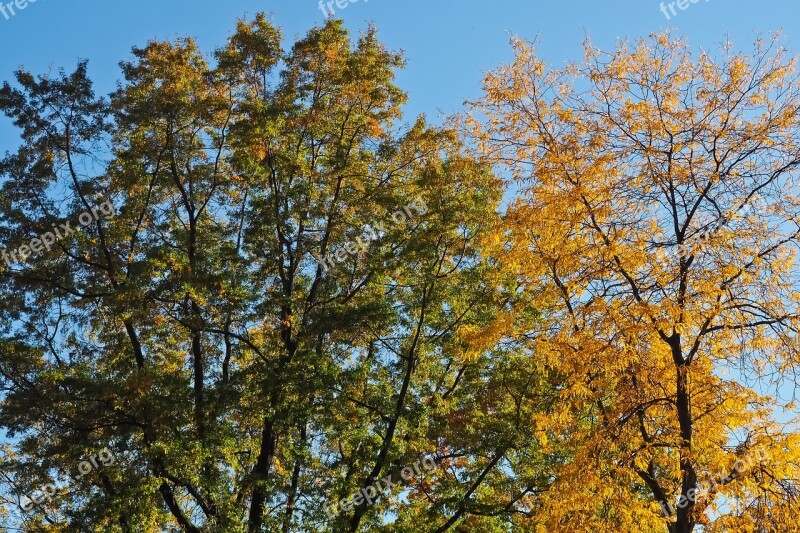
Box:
[0,0,798,148]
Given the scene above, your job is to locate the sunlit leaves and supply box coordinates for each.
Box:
[472,31,800,532]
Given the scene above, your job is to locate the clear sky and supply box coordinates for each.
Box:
[0,0,798,148]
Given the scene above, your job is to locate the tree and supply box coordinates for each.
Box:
[472,32,800,532]
[0,15,553,532]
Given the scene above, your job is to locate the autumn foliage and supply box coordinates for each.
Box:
[472,32,800,533]
[0,14,799,533]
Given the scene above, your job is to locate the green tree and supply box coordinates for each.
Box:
[0,16,553,532]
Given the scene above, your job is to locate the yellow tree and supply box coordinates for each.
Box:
[472,33,800,532]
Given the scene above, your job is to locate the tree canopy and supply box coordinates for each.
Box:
[0,15,551,533]
[471,32,800,532]
[0,14,798,533]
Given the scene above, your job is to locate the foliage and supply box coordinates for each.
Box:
[0,15,552,533]
[471,31,800,533]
